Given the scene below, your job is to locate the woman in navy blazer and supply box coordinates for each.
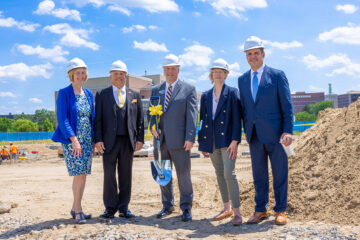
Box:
[198,58,243,226]
[52,58,95,224]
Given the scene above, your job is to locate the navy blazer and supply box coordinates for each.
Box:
[198,84,242,153]
[238,65,293,144]
[52,84,95,144]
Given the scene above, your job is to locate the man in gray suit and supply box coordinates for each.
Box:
[151,54,198,222]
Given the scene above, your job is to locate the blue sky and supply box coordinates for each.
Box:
[1,0,360,114]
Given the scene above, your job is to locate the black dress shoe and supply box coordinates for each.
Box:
[182,209,192,222]
[156,206,175,219]
[99,210,115,219]
[119,209,135,218]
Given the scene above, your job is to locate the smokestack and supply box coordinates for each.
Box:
[328,83,332,94]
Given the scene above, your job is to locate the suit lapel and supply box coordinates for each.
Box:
[165,80,182,111]
[158,82,166,108]
[206,88,213,119]
[106,86,117,115]
[214,85,228,119]
[126,88,132,116]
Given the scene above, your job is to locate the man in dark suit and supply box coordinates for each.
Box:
[150,54,198,222]
[238,36,293,225]
[95,60,144,219]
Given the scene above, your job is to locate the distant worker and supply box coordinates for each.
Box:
[10,142,18,163]
[52,57,95,224]
[1,146,9,162]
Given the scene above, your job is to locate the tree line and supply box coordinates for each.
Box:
[0,109,55,132]
[294,101,334,122]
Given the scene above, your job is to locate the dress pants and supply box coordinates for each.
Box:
[160,140,193,211]
[103,135,134,213]
[249,127,288,212]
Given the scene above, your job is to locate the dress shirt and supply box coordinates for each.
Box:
[112,85,126,105]
[250,64,265,95]
[165,78,179,97]
[212,87,220,120]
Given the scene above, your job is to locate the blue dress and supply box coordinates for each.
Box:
[62,94,92,176]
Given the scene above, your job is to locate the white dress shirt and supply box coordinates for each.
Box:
[250,64,265,95]
[165,78,179,96]
[212,87,220,120]
[112,85,126,105]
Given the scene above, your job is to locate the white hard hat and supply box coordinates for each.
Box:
[110,60,128,73]
[210,58,229,72]
[243,36,265,52]
[67,57,87,72]
[162,54,180,67]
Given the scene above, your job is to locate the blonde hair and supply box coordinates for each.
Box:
[209,69,229,84]
[68,68,88,82]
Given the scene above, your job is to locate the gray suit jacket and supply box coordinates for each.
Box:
[150,80,198,150]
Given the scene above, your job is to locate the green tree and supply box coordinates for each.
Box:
[33,109,55,129]
[295,111,317,122]
[11,119,38,132]
[310,101,333,116]
[0,117,13,132]
[43,118,54,132]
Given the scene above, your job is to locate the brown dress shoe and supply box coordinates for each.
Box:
[275,212,286,225]
[213,209,233,221]
[232,215,243,226]
[246,211,269,224]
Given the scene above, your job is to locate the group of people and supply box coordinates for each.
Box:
[52,36,294,227]
[0,143,18,164]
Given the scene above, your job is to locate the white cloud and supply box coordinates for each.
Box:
[0,92,16,98]
[44,23,99,50]
[29,98,43,103]
[0,12,40,32]
[133,39,168,52]
[179,44,214,69]
[302,53,360,77]
[263,40,303,50]
[336,4,358,14]
[34,0,81,21]
[228,62,241,78]
[0,63,52,81]
[318,23,360,45]
[122,24,150,33]
[148,25,157,30]
[68,0,179,13]
[16,44,69,62]
[309,85,325,92]
[198,0,267,18]
[107,5,131,16]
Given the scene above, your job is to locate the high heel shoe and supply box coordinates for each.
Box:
[75,212,86,224]
[71,210,91,219]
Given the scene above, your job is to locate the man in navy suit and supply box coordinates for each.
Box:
[238,36,293,225]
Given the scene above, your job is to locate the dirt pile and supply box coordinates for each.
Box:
[287,98,360,225]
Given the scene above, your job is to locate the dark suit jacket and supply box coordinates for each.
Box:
[238,65,293,144]
[94,86,144,153]
[198,84,242,153]
[52,84,95,144]
[150,80,198,150]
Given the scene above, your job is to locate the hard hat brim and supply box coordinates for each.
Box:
[243,46,265,52]
[210,66,229,72]
[109,69,128,73]
[162,63,180,67]
[67,66,87,73]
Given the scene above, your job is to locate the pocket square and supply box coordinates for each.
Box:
[132,99,137,103]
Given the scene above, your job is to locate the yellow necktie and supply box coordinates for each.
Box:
[118,89,125,108]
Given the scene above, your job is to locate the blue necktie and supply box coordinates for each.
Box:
[252,71,258,101]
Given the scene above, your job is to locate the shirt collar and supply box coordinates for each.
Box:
[112,84,126,93]
[165,78,179,89]
[251,63,265,76]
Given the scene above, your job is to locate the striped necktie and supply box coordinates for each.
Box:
[118,89,125,108]
[164,85,172,111]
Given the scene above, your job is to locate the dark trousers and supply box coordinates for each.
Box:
[249,127,288,212]
[160,141,193,211]
[103,135,134,213]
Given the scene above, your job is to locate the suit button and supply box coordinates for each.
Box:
[204,136,207,139]
[221,121,224,124]
[221,133,224,135]
[205,125,208,128]
[223,110,226,113]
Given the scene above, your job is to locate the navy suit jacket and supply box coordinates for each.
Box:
[238,65,293,144]
[198,84,242,153]
[52,84,95,144]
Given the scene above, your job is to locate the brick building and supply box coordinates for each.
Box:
[291,92,325,113]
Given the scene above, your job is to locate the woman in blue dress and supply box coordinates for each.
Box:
[52,58,95,224]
